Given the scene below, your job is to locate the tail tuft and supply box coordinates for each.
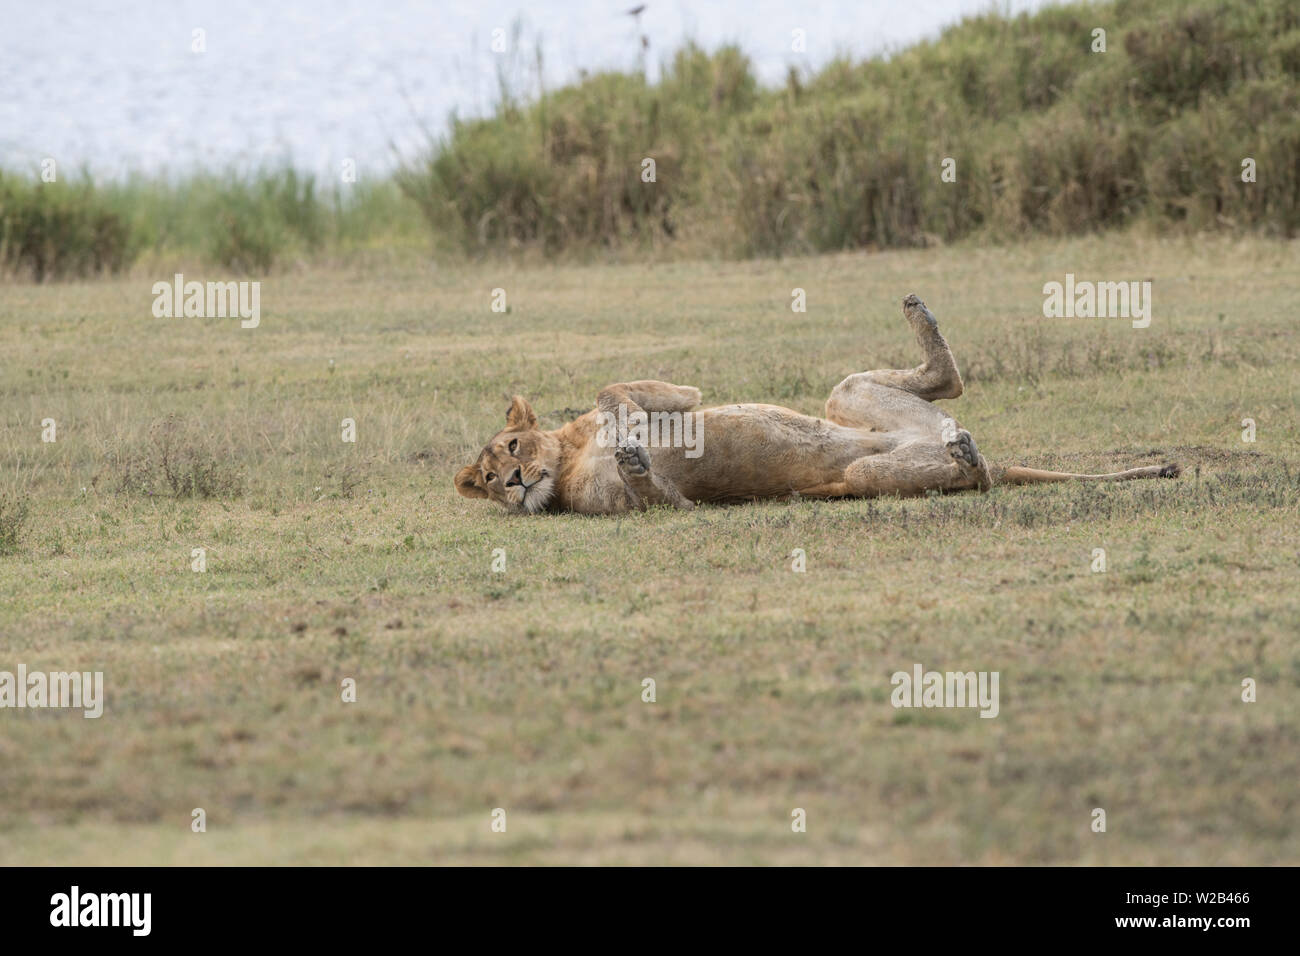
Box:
[1158,463,1181,478]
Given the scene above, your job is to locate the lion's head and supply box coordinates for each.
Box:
[454,396,560,513]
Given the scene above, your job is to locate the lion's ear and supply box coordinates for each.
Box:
[505,395,538,432]
[454,464,488,499]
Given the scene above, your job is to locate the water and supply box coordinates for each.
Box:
[1,0,1050,179]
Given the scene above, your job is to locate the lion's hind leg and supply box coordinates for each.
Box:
[827,295,964,422]
[839,434,990,499]
[598,380,701,419]
[942,426,993,492]
[825,295,966,432]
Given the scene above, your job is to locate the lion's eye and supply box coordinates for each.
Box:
[485,472,496,483]
[508,439,519,455]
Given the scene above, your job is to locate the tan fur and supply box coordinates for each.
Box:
[455,295,1180,515]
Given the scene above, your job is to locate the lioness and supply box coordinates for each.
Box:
[455,295,1179,515]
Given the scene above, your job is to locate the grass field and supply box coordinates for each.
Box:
[1,233,1297,864]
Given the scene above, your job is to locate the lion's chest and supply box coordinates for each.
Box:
[555,447,636,514]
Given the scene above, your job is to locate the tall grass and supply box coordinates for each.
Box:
[2,0,1296,280]
[403,0,1300,257]
[396,43,757,255]
[0,173,137,280]
[0,168,424,281]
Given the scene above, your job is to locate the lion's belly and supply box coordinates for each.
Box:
[647,404,888,501]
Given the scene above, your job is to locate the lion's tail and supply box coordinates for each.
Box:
[993,462,1181,486]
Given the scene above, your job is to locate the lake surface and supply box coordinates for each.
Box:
[1,0,1049,179]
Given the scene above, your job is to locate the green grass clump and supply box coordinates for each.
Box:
[0,492,31,555]
[94,417,246,499]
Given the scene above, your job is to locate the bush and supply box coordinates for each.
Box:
[0,174,138,280]
[397,44,752,255]
[206,168,326,273]
[0,166,402,281]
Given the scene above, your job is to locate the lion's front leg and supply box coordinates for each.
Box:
[615,440,695,511]
[597,380,698,513]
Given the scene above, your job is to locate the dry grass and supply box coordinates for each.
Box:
[0,232,1297,864]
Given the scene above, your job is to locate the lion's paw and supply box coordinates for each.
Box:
[615,441,651,477]
[903,294,938,328]
[946,429,980,469]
